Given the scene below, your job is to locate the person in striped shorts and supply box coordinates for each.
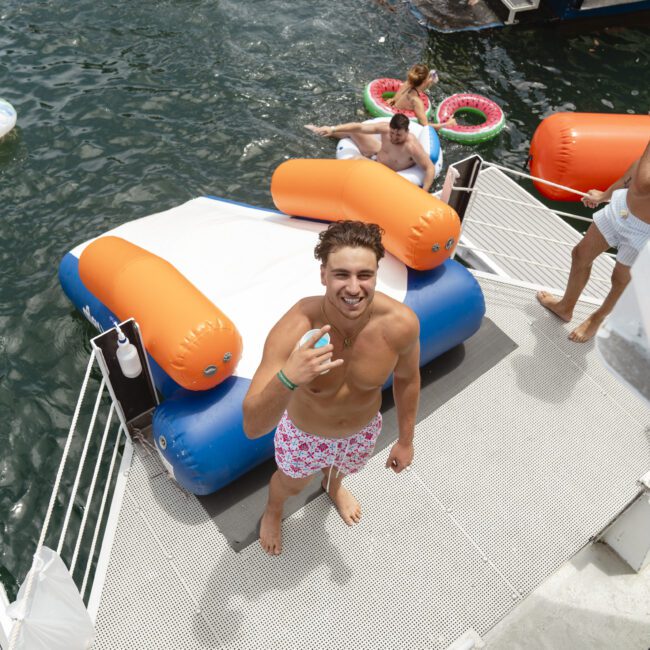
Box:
[536,139,650,342]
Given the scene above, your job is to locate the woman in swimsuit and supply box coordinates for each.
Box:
[387,64,456,130]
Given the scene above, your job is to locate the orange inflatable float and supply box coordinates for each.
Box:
[79,236,242,391]
[271,159,460,271]
[529,112,650,202]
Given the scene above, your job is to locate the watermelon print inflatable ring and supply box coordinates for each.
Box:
[436,93,505,144]
[363,78,433,121]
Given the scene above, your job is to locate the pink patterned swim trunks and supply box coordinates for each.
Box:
[274,411,383,478]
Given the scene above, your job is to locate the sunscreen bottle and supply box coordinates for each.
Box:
[114,322,142,379]
[299,329,331,374]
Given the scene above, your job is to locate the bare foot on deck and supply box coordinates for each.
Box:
[568,314,602,343]
[322,479,362,525]
[259,508,283,555]
[536,291,572,322]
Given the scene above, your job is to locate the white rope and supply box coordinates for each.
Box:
[483,161,590,198]
[81,417,124,599]
[456,243,612,284]
[452,186,596,224]
[8,351,97,650]
[70,403,114,575]
[57,377,106,555]
[464,218,617,258]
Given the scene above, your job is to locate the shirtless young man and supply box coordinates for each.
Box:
[243,221,421,556]
[537,139,650,342]
[305,113,437,192]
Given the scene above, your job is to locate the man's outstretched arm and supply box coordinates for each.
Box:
[305,122,384,137]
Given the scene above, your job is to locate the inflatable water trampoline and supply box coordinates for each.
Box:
[59,159,485,495]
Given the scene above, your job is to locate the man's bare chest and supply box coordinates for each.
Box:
[308,338,398,394]
[377,143,414,171]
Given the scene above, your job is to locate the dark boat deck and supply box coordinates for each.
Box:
[408,0,504,32]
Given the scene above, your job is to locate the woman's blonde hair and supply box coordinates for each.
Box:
[407,64,430,88]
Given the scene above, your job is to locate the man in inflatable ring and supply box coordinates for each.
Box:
[306,113,436,192]
[537,139,650,342]
[243,221,421,556]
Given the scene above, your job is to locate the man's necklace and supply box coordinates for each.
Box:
[321,299,373,348]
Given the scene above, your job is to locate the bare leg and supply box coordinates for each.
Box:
[260,470,313,556]
[536,224,610,321]
[569,261,631,342]
[344,133,381,159]
[321,468,362,525]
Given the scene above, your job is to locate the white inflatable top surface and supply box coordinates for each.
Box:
[72,197,407,379]
[0,99,17,138]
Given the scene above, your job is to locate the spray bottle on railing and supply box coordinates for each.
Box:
[114,321,142,379]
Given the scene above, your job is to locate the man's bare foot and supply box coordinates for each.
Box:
[468,0,480,5]
[322,479,362,525]
[568,314,602,343]
[536,291,572,322]
[259,508,282,555]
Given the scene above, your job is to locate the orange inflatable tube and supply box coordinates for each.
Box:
[271,159,460,271]
[529,112,650,202]
[79,236,242,391]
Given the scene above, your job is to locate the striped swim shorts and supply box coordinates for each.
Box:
[593,189,650,267]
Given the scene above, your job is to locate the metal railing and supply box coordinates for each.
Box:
[450,160,616,285]
[6,351,127,649]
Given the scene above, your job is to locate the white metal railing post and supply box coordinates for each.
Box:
[81,420,125,599]
[57,378,106,556]
[8,350,97,649]
[69,404,115,575]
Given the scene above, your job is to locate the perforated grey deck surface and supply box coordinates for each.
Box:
[91,276,649,650]
[198,317,516,552]
[462,167,614,300]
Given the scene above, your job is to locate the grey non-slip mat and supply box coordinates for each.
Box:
[197,317,517,551]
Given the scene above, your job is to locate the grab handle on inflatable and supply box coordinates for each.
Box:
[79,236,242,391]
[271,159,460,271]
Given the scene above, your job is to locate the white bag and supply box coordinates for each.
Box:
[6,546,95,650]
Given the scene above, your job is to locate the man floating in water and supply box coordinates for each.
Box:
[537,139,650,342]
[305,113,436,192]
[243,221,421,555]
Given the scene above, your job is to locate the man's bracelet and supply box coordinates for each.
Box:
[277,369,298,391]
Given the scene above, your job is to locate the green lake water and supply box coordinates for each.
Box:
[0,0,648,597]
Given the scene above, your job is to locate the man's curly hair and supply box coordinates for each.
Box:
[314,220,385,265]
